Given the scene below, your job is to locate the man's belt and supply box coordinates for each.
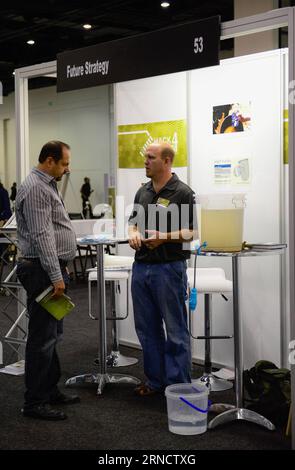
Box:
[20,257,68,268]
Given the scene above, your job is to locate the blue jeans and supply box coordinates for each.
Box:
[16,259,70,408]
[131,261,191,390]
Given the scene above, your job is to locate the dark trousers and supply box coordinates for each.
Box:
[16,259,70,408]
[82,197,93,218]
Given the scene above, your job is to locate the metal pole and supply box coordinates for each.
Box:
[97,244,107,376]
[110,281,119,351]
[204,294,212,374]
[232,255,244,408]
[287,5,295,450]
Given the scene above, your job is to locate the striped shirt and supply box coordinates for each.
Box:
[15,167,77,283]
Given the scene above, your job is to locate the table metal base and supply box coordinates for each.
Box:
[193,374,233,391]
[94,353,138,367]
[106,351,139,367]
[65,373,140,395]
[208,407,275,431]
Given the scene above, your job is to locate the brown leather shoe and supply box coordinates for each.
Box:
[49,392,80,405]
[22,404,67,421]
[134,383,161,397]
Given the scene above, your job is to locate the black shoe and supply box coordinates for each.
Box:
[49,392,80,405]
[22,404,67,421]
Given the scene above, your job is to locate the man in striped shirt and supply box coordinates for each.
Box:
[16,141,79,421]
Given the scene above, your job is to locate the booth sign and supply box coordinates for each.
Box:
[57,16,220,92]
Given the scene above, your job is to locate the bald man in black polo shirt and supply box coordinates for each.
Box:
[128,142,198,396]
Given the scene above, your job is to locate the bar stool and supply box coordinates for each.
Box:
[187,267,233,391]
[88,255,138,367]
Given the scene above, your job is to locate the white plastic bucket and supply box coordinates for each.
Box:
[199,193,246,252]
[165,383,210,435]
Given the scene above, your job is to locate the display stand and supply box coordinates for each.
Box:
[195,246,286,430]
[13,7,295,447]
[0,215,27,359]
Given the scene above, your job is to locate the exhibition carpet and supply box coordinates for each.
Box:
[0,280,291,451]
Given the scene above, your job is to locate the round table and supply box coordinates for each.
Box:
[66,237,140,395]
[192,246,286,430]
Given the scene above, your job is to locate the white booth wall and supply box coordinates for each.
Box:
[116,49,288,369]
[189,49,286,369]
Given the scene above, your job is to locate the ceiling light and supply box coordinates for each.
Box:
[83,24,92,30]
[161,2,170,7]
[27,39,35,45]
[12,72,15,76]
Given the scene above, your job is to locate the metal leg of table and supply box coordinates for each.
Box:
[208,256,275,431]
[66,243,140,395]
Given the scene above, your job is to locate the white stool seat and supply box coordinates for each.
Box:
[87,255,134,273]
[187,267,232,293]
[105,255,134,269]
[88,270,129,281]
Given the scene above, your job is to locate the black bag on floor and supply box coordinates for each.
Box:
[243,360,291,427]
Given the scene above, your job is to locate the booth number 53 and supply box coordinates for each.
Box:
[194,37,204,54]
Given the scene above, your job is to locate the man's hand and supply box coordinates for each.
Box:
[143,229,196,249]
[143,230,166,250]
[128,228,142,251]
[52,279,65,298]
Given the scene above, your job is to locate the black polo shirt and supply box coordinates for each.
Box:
[128,173,197,263]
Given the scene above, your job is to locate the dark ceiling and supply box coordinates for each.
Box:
[0,0,234,95]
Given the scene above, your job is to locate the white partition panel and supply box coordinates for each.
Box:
[189,50,285,368]
[114,52,285,368]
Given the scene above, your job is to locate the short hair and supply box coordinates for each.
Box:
[160,143,175,163]
[38,141,70,163]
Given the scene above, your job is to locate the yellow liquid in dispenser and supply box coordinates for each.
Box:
[201,208,244,252]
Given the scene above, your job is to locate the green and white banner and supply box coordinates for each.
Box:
[118,119,187,168]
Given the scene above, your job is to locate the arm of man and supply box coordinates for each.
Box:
[23,186,65,297]
[144,190,198,250]
[144,228,198,249]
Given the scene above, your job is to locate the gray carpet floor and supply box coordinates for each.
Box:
[0,271,291,451]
